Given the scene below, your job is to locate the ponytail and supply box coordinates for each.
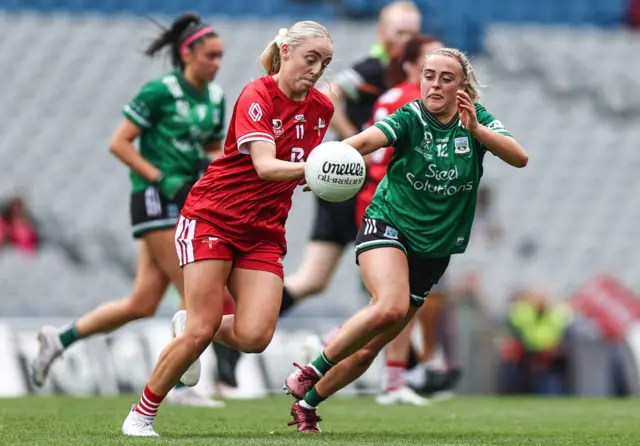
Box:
[260,28,287,76]
[144,12,217,69]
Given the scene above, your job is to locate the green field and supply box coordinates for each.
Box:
[1,396,639,445]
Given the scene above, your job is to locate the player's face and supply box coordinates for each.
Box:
[380,11,421,60]
[283,36,333,93]
[188,36,224,82]
[421,54,464,115]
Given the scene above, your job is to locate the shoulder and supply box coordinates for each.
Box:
[378,86,404,105]
[133,75,178,102]
[238,77,271,102]
[474,101,488,114]
[311,88,334,114]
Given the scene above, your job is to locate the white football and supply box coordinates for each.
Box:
[304,141,366,202]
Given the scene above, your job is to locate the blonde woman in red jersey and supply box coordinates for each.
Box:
[121,21,334,437]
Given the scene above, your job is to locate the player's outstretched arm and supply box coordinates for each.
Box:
[110,119,162,182]
[343,126,389,157]
[474,126,528,168]
[248,141,305,181]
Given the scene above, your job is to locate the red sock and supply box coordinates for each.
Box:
[383,361,407,392]
[134,384,165,419]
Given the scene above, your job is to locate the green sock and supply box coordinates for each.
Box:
[309,351,336,377]
[174,381,186,389]
[58,323,81,348]
[302,386,326,409]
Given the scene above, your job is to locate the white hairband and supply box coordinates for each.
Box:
[275,28,288,48]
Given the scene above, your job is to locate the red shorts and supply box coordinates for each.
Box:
[174,215,285,279]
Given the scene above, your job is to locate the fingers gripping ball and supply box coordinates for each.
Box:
[304,142,366,202]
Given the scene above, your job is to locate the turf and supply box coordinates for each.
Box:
[0,396,639,445]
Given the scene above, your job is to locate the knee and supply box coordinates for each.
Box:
[235,326,275,354]
[369,299,408,331]
[184,324,217,353]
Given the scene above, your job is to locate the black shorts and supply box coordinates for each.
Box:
[354,217,450,308]
[310,195,357,247]
[130,183,192,239]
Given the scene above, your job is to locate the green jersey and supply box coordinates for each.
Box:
[369,100,510,257]
[123,70,226,195]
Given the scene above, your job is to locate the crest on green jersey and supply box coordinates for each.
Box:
[454,136,470,154]
[423,131,433,149]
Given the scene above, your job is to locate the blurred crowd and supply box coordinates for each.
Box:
[0,196,39,254]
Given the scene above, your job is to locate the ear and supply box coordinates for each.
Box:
[280,43,290,60]
[180,47,191,63]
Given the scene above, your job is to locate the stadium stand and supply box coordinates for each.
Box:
[0,1,638,318]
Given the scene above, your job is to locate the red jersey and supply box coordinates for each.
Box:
[356,81,421,224]
[183,76,334,252]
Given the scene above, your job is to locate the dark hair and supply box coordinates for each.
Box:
[144,13,218,69]
[400,34,440,69]
[386,34,440,87]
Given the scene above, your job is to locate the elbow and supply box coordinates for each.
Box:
[254,163,274,180]
[109,137,123,157]
[516,153,529,168]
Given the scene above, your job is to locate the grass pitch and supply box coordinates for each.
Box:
[0,395,639,445]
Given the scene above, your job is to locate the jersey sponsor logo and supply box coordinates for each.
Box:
[294,114,306,122]
[383,226,399,240]
[436,137,450,143]
[456,237,465,246]
[248,103,262,122]
[272,119,283,136]
[454,137,470,154]
[406,164,473,196]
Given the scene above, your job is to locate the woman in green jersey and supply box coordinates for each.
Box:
[32,13,226,407]
[284,48,529,432]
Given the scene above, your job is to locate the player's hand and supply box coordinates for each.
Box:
[299,177,311,192]
[456,90,478,133]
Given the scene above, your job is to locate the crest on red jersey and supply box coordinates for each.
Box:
[272,119,283,137]
[314,117,326,136]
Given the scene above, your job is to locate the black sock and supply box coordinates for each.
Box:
[406,343,419,370]
[213,342,241,388]
[279,287,297,316]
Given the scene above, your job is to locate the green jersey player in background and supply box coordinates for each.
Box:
[32,13,227,408]
[285,47,529,432]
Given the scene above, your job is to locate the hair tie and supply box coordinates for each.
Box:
[275,28,288,48]
[180,26,214,54]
